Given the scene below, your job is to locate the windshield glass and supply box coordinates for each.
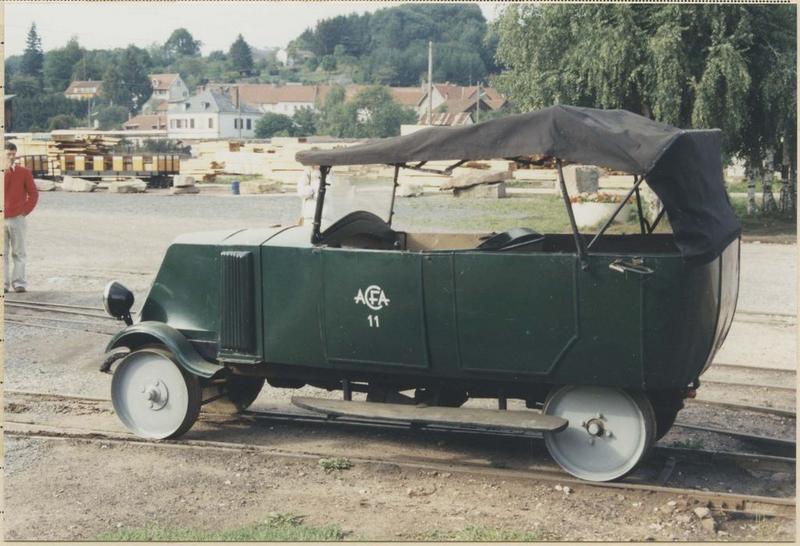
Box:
[321,172,396,229]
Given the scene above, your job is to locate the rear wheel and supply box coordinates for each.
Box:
[542,385,656,482]
[111,347,202,439]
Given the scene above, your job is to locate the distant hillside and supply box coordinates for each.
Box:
[288,3,498,87]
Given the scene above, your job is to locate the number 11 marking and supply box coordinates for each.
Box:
[368,315,380,328]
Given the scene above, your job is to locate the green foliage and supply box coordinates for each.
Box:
[318,457,353,472]
[255,112,295,138]
[9,94,87,132]
[317,85,415,138]
[290,4,496,86]
[47,114,80,130]
[208,50,226,62]
[95,513,345,541]
[96,105,129,130]
[20,23,44,79]
[320,55,337,72]
[492,3,796,171]
[165,28,201,59]
[228,34,254,75]
[292,106,318,136]
[43,38,85,93]
[102,46,152,112]
[10,74,41,98]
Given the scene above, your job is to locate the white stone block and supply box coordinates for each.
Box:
[172,175,196,187]
[170,185,200,195]
[34,178,56,191]
[108,179,147,193]
[562,165,599,195]
[61,176,97,192]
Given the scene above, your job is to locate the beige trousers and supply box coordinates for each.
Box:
[4,215,27,290]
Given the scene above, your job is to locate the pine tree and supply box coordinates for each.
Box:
[228,34,254,75]
[20,23,44,80]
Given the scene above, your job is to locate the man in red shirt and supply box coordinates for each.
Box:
[4,142,39,293]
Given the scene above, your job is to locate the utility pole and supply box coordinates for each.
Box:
[427,41,433,125]
[236,85,242,139]
[475,81,481,123]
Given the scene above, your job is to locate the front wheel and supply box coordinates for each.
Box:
[542,385,656,482]
[111,347,202,439]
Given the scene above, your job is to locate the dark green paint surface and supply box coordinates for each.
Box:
[136,225,739,394]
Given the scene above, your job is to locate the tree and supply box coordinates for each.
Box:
[292,106,318,136]
[492,3,797,197]
[165,28,201,58]
[318,85,415,138]
[96,105,129,130]
[229,34,254,75]
[47,114,80,130]
[320,55,337,72]
[20,23,44,79]
[102,46,152,112]
[10,74,40,97]
[44,38,85,93]
[255,112,295,138]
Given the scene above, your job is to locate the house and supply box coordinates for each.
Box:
[167,88,262,139]
[416,112,474,127]
[417,83,506,118]
[203,83,319,116]
[149,73,189,102]
[64,80,103,100]
[123,114,167,131]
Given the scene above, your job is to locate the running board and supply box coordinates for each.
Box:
[291,397,568,433]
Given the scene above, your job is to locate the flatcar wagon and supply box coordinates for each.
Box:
[100,105,741,482]
[19,153,180,188]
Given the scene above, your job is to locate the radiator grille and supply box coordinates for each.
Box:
[219,250,255,353]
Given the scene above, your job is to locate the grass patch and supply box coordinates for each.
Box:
[729,196,795,241]
[96,513,345,541]
[319,456,353,472]
[421,525,551,541]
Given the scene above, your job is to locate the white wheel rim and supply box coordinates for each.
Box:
[543,386,650,482]
[111,350,191,439]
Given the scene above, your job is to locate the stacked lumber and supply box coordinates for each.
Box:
[48,133,120,155]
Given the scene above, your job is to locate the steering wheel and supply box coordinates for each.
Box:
[477,227,545,251]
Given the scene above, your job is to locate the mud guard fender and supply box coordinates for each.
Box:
[105,321,224,379]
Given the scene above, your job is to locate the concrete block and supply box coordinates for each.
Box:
[170,185,200,195]
[561,165,599,195]
[172,174,196,187]
[61,176,97,192]
[108,179,147,193]
[239,180,283,194]
[396,183,423,197]
[34,178,56,191]
[453,182,507,199]
[442,170,511,191]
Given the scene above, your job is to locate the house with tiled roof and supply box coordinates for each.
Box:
[417,83,507,119]
[149,73,189,102]
[123,114,168,131]
[167,88,262,139]
[64,80,103,100]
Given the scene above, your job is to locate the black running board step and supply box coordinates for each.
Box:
[291,397,568,433]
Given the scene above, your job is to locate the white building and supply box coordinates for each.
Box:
[167,88,262,140]
[150,73,190,101]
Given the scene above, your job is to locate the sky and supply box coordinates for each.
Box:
[3,1,505,58]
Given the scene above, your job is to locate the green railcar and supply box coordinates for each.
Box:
[101,106,741,482]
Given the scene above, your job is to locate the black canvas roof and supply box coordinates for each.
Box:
[297,105,741,263]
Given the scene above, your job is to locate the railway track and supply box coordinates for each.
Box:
[3,389,795,519]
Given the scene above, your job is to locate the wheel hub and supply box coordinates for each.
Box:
[142,380,169,410]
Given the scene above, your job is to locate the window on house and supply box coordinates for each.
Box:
[209,118,213,129]
[190,118,195,129]
[246,119,251,130]
[170,119,175,129]
[233,119,238,129]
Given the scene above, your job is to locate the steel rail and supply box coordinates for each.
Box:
[6,389,795,469]
[701,378,796,394]
[673,422,796,458]
[686,398,795,419]
[4,301,110,319]
[4,420,794,519]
